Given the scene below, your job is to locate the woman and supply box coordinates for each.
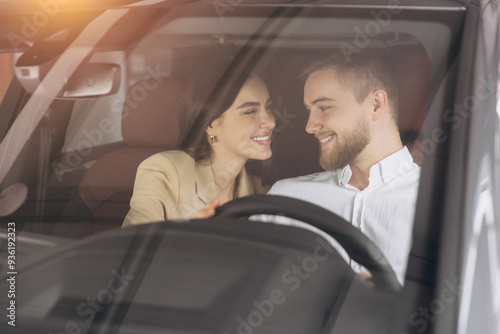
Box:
[122,60,275,226]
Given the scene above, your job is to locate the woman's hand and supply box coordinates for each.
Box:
[190,199,221,219]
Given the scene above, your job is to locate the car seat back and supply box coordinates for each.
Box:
[74,78,184,236]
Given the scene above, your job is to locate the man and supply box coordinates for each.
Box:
[265,53,420,286]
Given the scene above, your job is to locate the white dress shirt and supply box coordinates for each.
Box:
[258,147,420,285]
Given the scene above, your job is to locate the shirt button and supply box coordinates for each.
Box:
[352,262,360,270]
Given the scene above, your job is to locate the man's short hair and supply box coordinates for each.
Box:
[301,52,399,123]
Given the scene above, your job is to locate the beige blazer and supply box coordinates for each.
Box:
[123,150,268,227]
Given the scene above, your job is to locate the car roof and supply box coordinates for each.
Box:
[0,0,468,54]
[0,0,466,15]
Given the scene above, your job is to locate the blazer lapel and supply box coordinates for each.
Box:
[237,166,256,197]
[194,160,217,205]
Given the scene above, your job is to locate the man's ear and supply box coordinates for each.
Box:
[370,90,388,121]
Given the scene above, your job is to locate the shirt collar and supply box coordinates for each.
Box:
[377,146,416,184]
[335,165,353,187]
[334,146,415,187]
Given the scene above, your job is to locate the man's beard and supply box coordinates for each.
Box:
[319,116,370,171]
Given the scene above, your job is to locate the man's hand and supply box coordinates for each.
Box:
[190,199,221,219]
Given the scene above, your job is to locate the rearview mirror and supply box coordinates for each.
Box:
[14,54,122,99]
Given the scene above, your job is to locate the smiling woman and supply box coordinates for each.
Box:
[122,60,274,226]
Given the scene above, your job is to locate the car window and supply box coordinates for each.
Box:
[3,2,499,334]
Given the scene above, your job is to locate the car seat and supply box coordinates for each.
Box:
[73,78,184,237]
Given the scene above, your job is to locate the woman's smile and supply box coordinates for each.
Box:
[251,133,272,146]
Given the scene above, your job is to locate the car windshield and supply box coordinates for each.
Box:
[0,1,478,333]
[1,4,462,221]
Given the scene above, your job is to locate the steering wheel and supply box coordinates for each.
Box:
[215,194,401,291]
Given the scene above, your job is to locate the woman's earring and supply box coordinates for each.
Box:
[210,135,215,144]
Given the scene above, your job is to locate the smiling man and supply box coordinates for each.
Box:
[267,53,421,285]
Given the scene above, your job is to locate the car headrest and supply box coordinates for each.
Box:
[392,54,431,136]
[121,78,184,148]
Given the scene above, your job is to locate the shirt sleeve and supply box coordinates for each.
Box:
[122,154,180,227]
